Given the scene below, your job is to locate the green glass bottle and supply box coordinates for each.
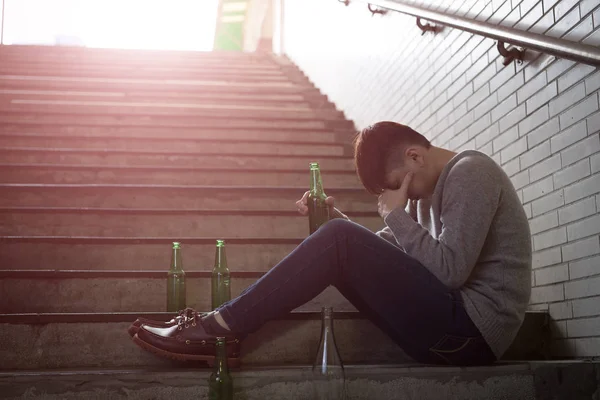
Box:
[211,239,231,310]
[308,162,330,234]
[208,337,233,400]
[167,242,186,313]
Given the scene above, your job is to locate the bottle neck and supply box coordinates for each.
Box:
[170,248,183,271]
[321,307,336,337]
[214,341,229,374]
[310,169,325,197]
[214,246,228,270]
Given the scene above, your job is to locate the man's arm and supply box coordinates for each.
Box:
[383,158,502,289]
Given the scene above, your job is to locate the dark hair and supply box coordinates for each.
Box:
[353,121,431,195]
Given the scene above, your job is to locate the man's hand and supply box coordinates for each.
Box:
[377,172,413,219]
[296,191,335,216]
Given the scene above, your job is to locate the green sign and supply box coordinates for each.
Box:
[213,0,248,51]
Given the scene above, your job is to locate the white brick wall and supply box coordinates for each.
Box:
[283,0,600,357]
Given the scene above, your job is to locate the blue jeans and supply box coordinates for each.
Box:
[217,219,497,366]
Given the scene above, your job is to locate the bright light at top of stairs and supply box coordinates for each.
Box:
[2,0,220,51]
[222,2,248,13]
[221,15,246,23]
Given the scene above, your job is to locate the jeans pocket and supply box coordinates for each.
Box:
[429,334,491,366]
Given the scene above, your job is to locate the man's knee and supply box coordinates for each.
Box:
[318,218,360,236]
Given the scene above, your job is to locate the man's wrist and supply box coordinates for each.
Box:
[384,206,409,224]
[331,207,350,220]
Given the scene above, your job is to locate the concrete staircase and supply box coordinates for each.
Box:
[0,45,570,399]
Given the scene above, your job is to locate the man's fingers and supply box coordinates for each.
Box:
[400,172,413,196]
[296,191,311,215]
[301,191,310,203]
[296,202,308,216]
[296,191,310,208]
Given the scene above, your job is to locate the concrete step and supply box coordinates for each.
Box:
[0,70,311,89]
[0,46,280,66]
[0,312,411,370]
[0,237,302,271]
[3,362,587,400]
[0,208,384,237]
[0,164,362,186]
[0,310,549,371]
[0,125,351,144]
[0,75,323,95]
[0,58,280,71]
[0,100,346,121]
[0,135,349,156]
[0,90,336,109]
[0,270,552,362]
[0,58,288,72]
[0,184,373,210]
[0,56,280,70]
[0,148,355,170]
[0,270,358,314]
[0,51,280,69]
[0,65,295,81]
[0,113,353,130]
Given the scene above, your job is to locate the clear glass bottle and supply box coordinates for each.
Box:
[312,307,346,400]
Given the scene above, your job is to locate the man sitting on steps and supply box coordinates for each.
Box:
[129,121,532,366]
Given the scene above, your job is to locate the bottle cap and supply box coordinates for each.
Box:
[216,239,225,247]
[172,242,181,249]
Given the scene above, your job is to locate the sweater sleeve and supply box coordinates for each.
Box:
[383,158,502,289]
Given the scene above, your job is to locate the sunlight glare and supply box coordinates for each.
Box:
[3,0,220,51]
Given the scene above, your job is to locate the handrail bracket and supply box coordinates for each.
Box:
[368,4,388,16]
[416,17,440,35]
[497,41,526,66]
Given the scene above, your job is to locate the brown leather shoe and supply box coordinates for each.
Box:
[132,314,241,367]
[127,308,206,337]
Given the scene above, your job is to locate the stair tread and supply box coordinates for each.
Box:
[0,183,363,191]
[0,146,352,158]
[0,310,366,324]
[0,309,549,321]
[0,207,374,216]
[3,100,321,113]
[2,105,344,120]
[0,362,543,377]
[0,236,304,243]
[0,116,349,129]
[0,89,314,100]
[0,163,355,173]
[6,362,596,400]
[0,269,266,279]
[0,124,351,134]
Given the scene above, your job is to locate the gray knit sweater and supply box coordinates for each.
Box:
[338,150,532,358]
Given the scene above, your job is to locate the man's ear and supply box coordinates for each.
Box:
[404,146,425,167]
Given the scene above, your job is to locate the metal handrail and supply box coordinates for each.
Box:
[346,0,600,67]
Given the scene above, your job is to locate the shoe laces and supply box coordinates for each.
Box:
[177,307,197,318]
[177,310,200,330]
